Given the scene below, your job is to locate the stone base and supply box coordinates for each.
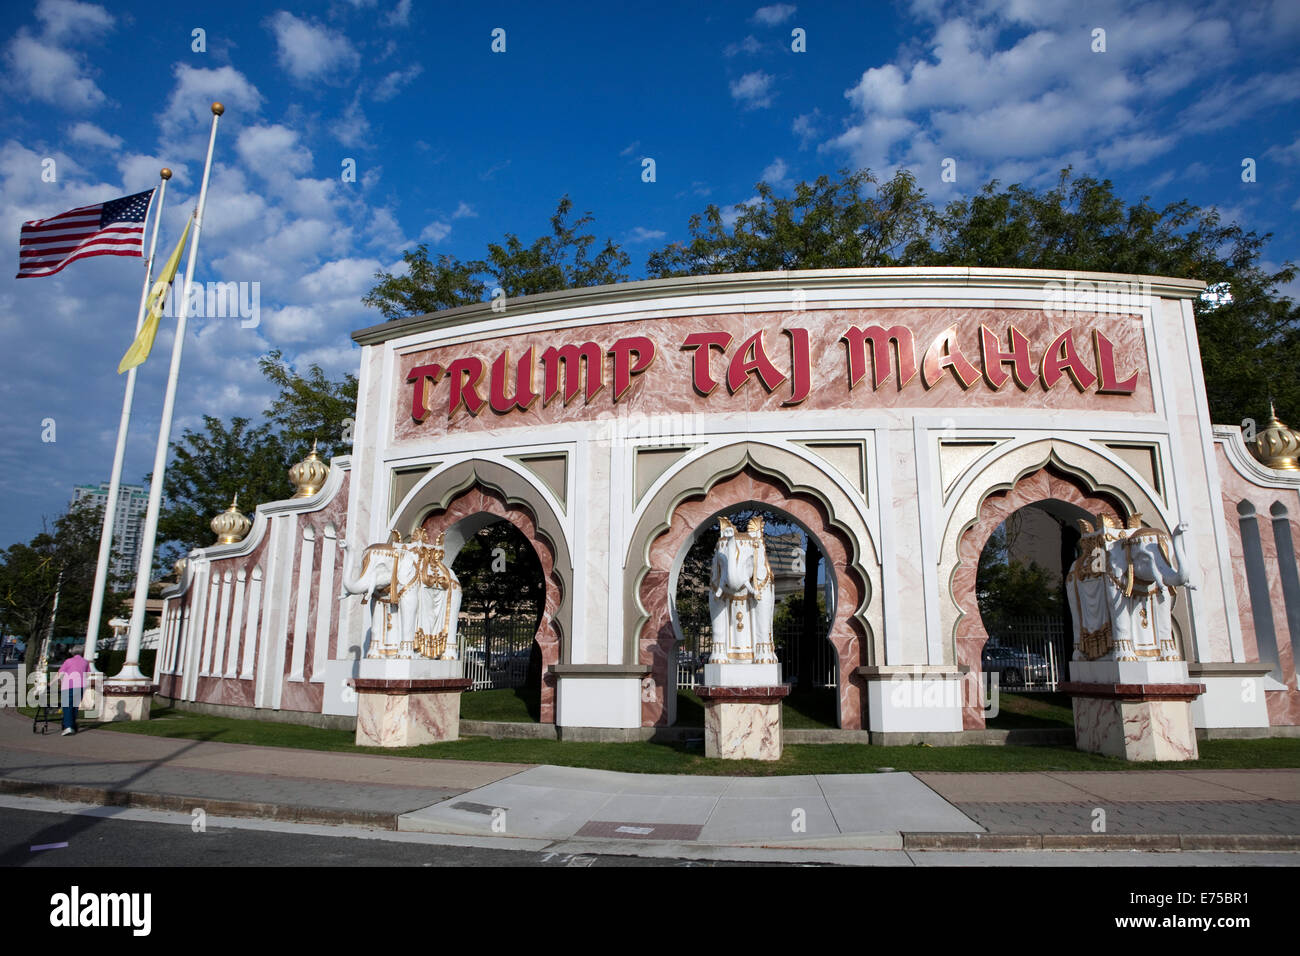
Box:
[696,685,789,760]
[1063,680,1203,761]
[101,683,154,722]
[703,662,782,686]
[857,665,966,733]
[350,660,470,747]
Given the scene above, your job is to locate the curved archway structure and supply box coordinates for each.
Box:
[392,460,572,724]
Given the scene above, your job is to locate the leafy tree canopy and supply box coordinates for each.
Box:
[0,499,122,666]
[362,196,629,320]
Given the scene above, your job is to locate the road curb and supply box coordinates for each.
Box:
[0,779,400,830]
[904,831,1300,851]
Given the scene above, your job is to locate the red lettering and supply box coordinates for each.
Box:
[489,347,538,414]
[1093,330,1138,394]
[609,336,656,402]
[681,332,731,395]
[540,342,603,405]
[1041,329,1097,391]
[841,325,917,390]
[922,326,980,389]
[728,330,786,394]
[783,328,810,406]
[406,363,443,422]
[447,356,486,416]
[979,325,1036,390]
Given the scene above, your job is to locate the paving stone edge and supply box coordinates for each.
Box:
[903,831,1300,851]
[0,778,400,830]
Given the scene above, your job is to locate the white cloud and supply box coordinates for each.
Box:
[419,221,451,243]
[236,124,314,177]
[161,64,263,141]
[5,34,106,110]
[619,141,641,156]
[34,0,113,41]
[451,202,476,219]
[372,64,422,101]
[66,121,121,150]
[752,4,796,26]
[334,93,371,148]
[267,11,361,84]
[385,0,413,28]
[730,71,774,109]
[626,226,666,243]
[760,157,790,186]
[725,35,762,57]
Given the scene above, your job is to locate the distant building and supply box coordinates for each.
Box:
[71,482,149,581]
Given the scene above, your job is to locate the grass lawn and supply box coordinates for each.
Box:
[87,704,1300,775]
[460,687,540,723]
[985,691,1075,729]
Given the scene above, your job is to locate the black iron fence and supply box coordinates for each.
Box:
[459,617,536,691]
[676,612,836,688]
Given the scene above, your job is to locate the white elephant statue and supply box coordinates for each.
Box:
[708,517,757,663]
[1066,515,1193,662]
[339,532,422,659]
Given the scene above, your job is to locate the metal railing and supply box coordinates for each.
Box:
[982,617,1068,691]
[458,618,536,691]
[675,615,836,689]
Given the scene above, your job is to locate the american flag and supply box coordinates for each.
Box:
[15,189,154,279]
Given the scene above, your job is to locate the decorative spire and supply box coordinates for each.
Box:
[1247,405,1300,471]
[288,438,329,498]
[211,493,251,544]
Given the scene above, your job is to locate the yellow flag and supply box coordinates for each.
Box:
[118,213,193,374]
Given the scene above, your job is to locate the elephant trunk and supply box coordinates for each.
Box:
[1169,526,1191,587]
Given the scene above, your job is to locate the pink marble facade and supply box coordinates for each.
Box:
[637,466,869,728]
[420,485,562,723]
[703,699,783,760]
[953,465,1122,729]
[1214,445,1300,726]
[1073,696,1199,761]
[393,308,1154,443]
[161,471,350,716]
[355,688,462,747]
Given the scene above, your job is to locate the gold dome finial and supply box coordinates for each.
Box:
[1248,405,1300,471]
[289,439,329,498]
[211,102,225,116]
[211,494,251,544]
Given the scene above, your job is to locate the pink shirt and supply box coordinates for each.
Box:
[58,654,89,689]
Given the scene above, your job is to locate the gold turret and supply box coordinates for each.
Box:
[1247,403,1300,471]
[288,439,329,498]
[211,493,251,544]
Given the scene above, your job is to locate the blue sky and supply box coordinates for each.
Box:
[0,0,1297,552]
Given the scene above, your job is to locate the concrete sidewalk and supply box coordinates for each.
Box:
[2,709,1297,854]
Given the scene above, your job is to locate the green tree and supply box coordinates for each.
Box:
[155,416,289,563]
[647,168,936,277]
[452,521,544,670]
[0,500,120,667]
[362,196,630,321]
[259,348,359,462]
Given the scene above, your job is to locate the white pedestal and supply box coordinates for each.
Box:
[704,662,782,687]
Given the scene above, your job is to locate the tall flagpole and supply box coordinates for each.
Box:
[83,169,172,653]
[113,103,223,691]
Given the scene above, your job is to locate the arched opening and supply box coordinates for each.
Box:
[954,462,1127,729]
[976,500,1089,731]
[671,503,838,728]
[451,517,546,721]
[414,480,565,724]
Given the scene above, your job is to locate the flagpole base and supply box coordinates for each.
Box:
[102,680,154,722]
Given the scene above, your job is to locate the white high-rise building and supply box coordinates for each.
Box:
[71,482,149,582]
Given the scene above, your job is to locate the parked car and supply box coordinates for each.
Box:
[981,642,1051,686]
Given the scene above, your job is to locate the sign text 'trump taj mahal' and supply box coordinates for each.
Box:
[399,307,1148,433]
